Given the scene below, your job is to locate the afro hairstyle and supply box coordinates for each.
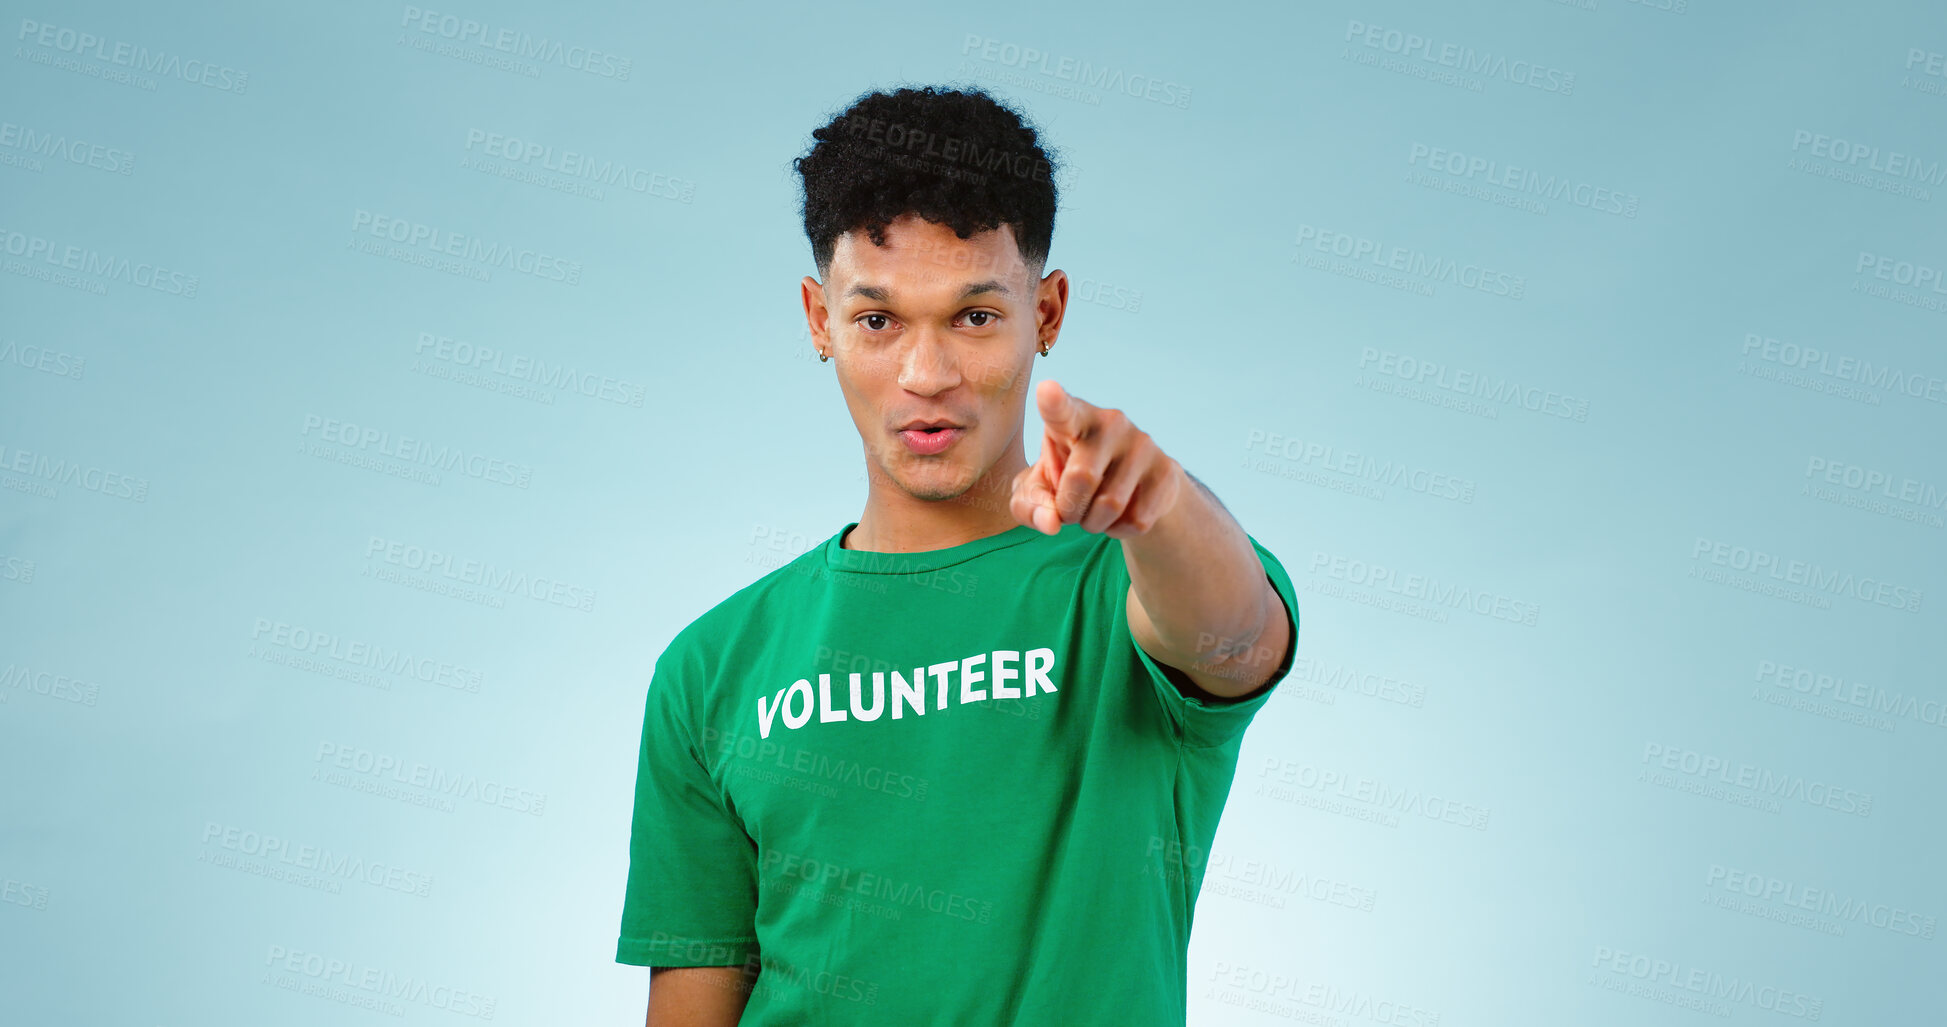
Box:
[792,85,1061,281]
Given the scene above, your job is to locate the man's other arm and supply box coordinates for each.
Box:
[1124,467,1291,699]
[645,963,760,1026]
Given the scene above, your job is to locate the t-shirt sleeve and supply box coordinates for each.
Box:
[1111,531,1300,750]
[615,644,761,967]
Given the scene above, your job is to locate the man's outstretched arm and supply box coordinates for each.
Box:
[1008,379,1291,700]
[1121,466,1291,699]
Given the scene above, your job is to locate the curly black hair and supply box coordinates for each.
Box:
[792,85,1061,280]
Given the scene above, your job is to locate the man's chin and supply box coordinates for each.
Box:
[902,471,976,503]
[880,457,980,503]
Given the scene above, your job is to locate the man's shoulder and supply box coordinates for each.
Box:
[660,534,835,664]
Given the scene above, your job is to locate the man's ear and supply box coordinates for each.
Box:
[1036,267,1069,345]
[802,275,830,348]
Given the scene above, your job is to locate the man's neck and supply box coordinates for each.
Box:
[845,452,1031,553]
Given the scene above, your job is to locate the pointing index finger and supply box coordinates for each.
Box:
[1036,379,1087,440]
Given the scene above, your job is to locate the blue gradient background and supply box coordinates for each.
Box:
[3,1,1942,1023]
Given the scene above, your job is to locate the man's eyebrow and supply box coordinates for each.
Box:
[845,280,1011,303]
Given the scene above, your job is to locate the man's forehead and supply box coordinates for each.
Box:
[833,219,1021,268]
[828,226,1030,300]
[842,278,1013,303]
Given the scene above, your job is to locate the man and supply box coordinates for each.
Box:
[616,84,1299,1026]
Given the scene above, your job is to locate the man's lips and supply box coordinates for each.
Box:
[897,425,966,454]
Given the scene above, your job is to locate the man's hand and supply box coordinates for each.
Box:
[1010,379,1184,538]
[1009,381,1290,700]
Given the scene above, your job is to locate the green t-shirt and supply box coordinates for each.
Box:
[616,519,1299,1025]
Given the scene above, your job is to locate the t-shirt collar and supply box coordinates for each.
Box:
[823,521,1047,574]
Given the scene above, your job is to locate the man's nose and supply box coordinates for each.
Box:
[898,331,962,393]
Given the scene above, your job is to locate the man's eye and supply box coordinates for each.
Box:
[965,311,996,327]
[860,314,891,331]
